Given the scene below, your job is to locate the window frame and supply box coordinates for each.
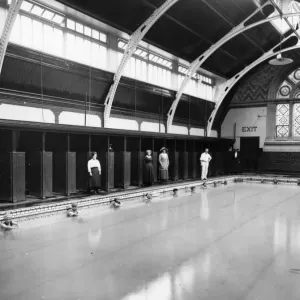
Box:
[275,100,300,140]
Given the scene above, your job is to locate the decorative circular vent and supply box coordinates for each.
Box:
[294,69,300,81]
[279,85,291,97]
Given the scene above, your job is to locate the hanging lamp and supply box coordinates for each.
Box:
[269,52,293,65]
[269,1,293,66]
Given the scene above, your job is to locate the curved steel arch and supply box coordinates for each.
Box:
[166,1,300,132]
[103,0,180,127]
[206,34,299,136]
[0,0,23,74]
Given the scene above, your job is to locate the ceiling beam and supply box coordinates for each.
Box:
[207,32,297,136]
[200,0,265,54]
[167,1,273,133]
[167,2,300,133]
[103,0,179,128]
[0,0,23,74]
[142,0,247,68]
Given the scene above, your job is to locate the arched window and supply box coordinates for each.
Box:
[275,68,300,138]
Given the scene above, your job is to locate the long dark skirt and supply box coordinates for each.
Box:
[89,167,101,191]
[144,163,154,186]
[159,169,168,181]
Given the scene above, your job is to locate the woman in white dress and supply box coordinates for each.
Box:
[159,147,169,183]
[87,152,101,194]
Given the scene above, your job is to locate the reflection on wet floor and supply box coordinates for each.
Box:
[2,183,300,299]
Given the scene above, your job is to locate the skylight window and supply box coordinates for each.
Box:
[100,33,107,43]
[118,40,127,49]
[92,29,100,40]
[84,26,92,37]
[21,1,33,12]
[178,65,210,81]
[75,23,83,34]
[67,19,75,30]
[42,10,54,21]
[269,0,300,34]
[66,19,107,42]
[118,40,172,68]
[31,5,44,17]
[135,49,142,56]
[8,0,66,25]
[52,14,64,25]
[140,51,148,58]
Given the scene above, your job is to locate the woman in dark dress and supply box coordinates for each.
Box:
[143,150,154,186]
[87,152,101,194]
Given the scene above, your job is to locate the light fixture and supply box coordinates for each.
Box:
[269,52,293,65]
[269,1,293,66]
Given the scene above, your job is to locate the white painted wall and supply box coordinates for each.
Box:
[221,107,267,149]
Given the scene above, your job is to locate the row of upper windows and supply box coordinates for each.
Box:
[4,0,214,101]
[7,0,107,44]
[6,0,213,86]
[118,39,212,85]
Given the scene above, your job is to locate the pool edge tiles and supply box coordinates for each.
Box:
[0,176,235,222]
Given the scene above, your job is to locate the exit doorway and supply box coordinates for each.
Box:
[240,137,260,171]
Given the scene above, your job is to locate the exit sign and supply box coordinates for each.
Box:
[242,126,257,132]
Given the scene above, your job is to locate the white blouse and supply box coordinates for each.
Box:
[200,152,212,162]
[87,159,101,173]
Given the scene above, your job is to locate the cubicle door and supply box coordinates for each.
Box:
[0,152,25,203]
[152,152,158,183]
[196,152,201,178]
[13,152,26,202]
[114,152,123,188]
[131,151,143,186]
[115,151,131,189]
[124,152,131,188]
[107,152,114,189]
[179,152,188,180]
[27,151,52,199]
[100,151,115,191]
[42,152,53,199]
[67,152,76,195]
[170,151,179,181]
[76,152,90,192]
[189,152,197,179]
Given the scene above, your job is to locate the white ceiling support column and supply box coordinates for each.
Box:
[103,0,179,128]
[166,1,273,133]
[206,33,298,136]
[0,0,23,74]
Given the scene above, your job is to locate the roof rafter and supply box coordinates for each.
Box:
[103,0,180,128]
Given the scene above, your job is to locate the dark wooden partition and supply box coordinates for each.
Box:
[188,152,197,179]
[169,151,179,181]
[179,152,189,180]
[100,151,114,190]
[115,152,131,188]
[27,151,53,199]
[76,152,90,191]
[152,151,158,183]
[131,151,144,186]
[0,152,25,202]
[195,152,201,178]
[53,152,76,195]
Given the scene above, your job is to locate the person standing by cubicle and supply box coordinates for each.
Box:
[200,148,212,181]
[159,147,169,183]
[143,150,154,186]
[87,152,101,194]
